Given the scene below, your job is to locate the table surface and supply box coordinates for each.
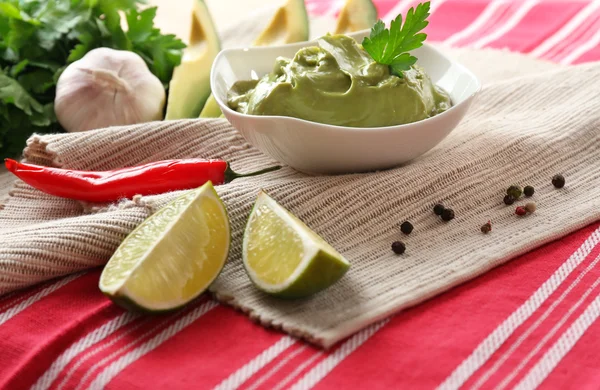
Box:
[2,1,600,389]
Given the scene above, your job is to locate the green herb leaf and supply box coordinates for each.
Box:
[10,59,29,77]
[0,3,24,21]
[126,7,156,43]
[0,71,46,116]
[0,3,40,25]
[99,2,132,50]
[362,1,430,77]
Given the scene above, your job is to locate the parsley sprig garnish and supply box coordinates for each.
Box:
[362,1,431,77]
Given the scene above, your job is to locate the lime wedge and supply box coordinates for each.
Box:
[99,182,230,312]
[243,191,350,298]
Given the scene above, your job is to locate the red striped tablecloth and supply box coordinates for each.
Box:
[3,1,600,389]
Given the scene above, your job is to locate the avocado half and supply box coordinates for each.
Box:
[253,0,310,46]
[334,0,378,34]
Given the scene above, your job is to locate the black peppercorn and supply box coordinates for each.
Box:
[507,185,522,199]
[441,208,455,221]
[400,221,413,235]
[392,241,406,255]
[552,174,565,188]
[503,194,515,205]
[524,185,534,197]
[433,203,445,216]
[481,221,492,234]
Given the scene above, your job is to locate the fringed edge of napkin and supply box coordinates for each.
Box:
[0,134,55,212]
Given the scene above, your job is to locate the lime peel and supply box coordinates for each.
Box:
[243,191,350,298]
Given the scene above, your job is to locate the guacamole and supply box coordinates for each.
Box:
[227,34,452,128]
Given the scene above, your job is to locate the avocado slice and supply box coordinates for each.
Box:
[198,93,223,118]
[165,0,221,120]
[334,0,378,34]
[199,0,309,118]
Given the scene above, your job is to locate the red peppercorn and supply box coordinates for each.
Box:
[515,206,527,216]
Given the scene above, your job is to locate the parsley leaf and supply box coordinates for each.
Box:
[0,71,46,118]
[362,1,430,77]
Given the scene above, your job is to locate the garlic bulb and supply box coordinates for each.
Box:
[55,47,166,132]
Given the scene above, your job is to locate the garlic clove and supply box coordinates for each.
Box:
[55,47,166,132]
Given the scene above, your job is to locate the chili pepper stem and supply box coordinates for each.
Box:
[223,164,281,183]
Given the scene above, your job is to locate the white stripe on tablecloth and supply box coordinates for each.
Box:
[86,300,217,390]
[31,312,138,390]
[273,351,324,390]
[547,8,600,62]
[429,0,448,13]
[529,0,600,57]
[470,0,539,49]
[382,0,415,23]
[305,2,318,14]
[470,251,600,390]
[289,318,390,390]
[560,24,600,64]
[56,316,150,390]
[246,346,308,390]
[497,272,600,390]
[0,291,31,314]
[443,1,506,46]
[514,293,600,390]
[213,336,296,390]
[436,227,600,390]
[323,0,346,18]
[74,313,179,390]
[0,274,80,326]
[383,0,447,23]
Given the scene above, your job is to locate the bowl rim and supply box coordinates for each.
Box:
[210,30,482,132]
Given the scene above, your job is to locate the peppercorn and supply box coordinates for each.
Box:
[433,203,445,216]
[524,185,535,197]
[392,241,406,255]
[552,174,565,188]
[481,221,492,234]
[441,208,455,221]
[507,185,522,199]
[515,206,527,216]
[400,221,413,235]
[525,202,536,213]
[503,194,515,205]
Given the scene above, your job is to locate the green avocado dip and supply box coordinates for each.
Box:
[227,34,452,128]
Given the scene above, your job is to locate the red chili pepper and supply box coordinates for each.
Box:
[4,158,280,203]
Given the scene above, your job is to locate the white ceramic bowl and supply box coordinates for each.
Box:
[211,30,481,174]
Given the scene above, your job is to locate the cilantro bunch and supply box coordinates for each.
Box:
[0,0,186,159]
[362,1,430,77]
